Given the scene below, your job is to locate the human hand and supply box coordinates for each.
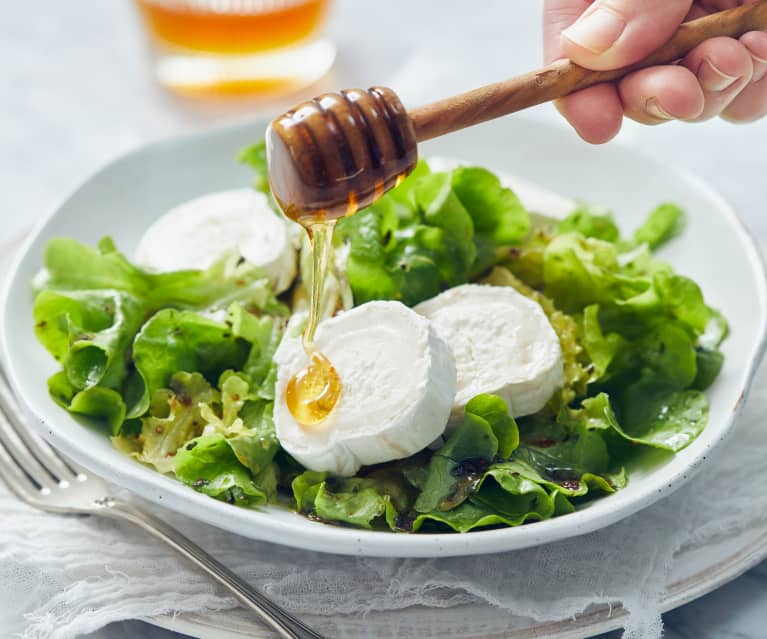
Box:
[543,0,767,142]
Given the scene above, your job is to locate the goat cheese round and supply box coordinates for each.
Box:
[273,301,457,476]
[414,284,564,419]
[135,189,297,293]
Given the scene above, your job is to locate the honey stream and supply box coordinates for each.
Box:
[267,85,418,427]
[285,220,342,426]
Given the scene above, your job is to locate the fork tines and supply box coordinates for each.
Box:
[0,367,85,503]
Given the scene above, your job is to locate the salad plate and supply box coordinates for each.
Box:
[2,115,765,558]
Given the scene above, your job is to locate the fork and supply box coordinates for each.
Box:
[0,362,325,639]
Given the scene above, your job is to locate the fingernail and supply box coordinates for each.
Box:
[697,58,739,92]
[562,8,627,54]
[645,98,674,121]
[748,52,767,83]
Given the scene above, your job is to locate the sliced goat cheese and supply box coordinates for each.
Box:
[273,301,456,476]
[135,189,298,293]
[414,284,564,419]
[426,156,576,218]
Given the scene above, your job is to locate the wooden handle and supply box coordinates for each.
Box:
[409,1,767,142]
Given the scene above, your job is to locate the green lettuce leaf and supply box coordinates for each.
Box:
[177,370,281,477]
[34,289,145,391]
[291,471,414,529]
[473,471,559,521]
[692,347,725,391]
[466,394,520,458]
[558,205,620,243]
[631,203,686,250]
[414,394,519,513]
[618,381,709,452]
[334,164,531,306]
[174,434,276,507]
[226,303,282,398]
[238,141,271,196]
[292,470,329,512]
[415,172,476,272]
[37,237,287,314]
[487,458,616,499]
[637,322,698,388]
[409,499,532,533]
[214,377,280,476]
[515,419,611,483]
[451,167,530,245]
[33,237,287,429]
[131,309,249,417]
[39,237,148,297]
[543,233,647,313]
[581,304,626,382]
[49,371,126,435]
[148,253,288,315]
[314,479,388,529]
[114,372,217,473]
[581,389,707,453]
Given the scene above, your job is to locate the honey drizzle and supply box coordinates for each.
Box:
[286,219,342,426]
[303,220,335,348]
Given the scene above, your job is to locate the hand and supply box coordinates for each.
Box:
[543,0,767,143]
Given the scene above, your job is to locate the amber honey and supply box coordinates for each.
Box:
[135,0,335,96]
[284,220,343,426]
[286,351,342,425]
[137,0,329,54]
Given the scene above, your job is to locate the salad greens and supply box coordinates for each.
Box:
[333,162,530,306]
[31,142,727,533]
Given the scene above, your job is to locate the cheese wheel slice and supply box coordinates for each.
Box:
[273,301,456,476]
[415,284,564,419]
[135,189,297,293]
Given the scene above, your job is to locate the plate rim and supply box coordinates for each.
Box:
[3,116,767,559]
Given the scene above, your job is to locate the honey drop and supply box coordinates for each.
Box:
[285,351,342,426]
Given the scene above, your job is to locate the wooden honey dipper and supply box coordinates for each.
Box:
[267,1,767,224]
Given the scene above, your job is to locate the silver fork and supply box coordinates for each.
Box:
[0,363,324,639]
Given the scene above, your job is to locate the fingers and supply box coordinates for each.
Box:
[555,84,625,143]
[559,0,693,70]
[543,0,624,143]
[617,35,759,125]
[618,66,705,124]
[543,0,592,63]
[680,36,754,121]
[543,0,767,142]
[721,31,767,122]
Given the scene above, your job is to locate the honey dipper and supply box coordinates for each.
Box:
[267,1,767,224]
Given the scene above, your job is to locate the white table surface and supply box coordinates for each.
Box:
[3,1,766,637]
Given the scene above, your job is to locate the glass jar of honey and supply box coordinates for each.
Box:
[135,0,335,97]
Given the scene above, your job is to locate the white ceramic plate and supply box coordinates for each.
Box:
[2,117,765,558]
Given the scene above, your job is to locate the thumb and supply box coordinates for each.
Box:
[560,0,693,70]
